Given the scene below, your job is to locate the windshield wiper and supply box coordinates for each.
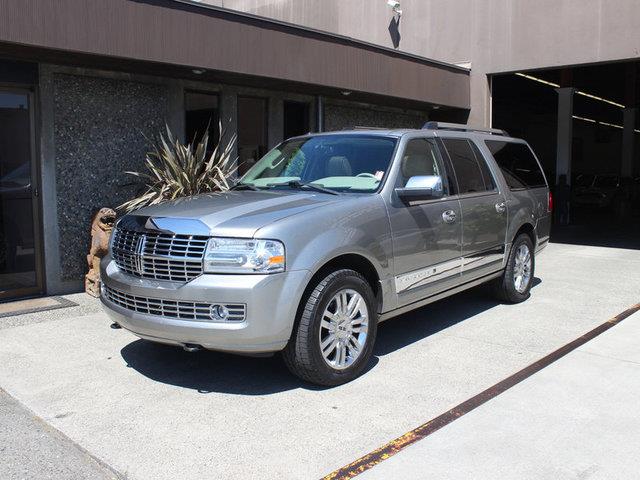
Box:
[267,180,340,195]
[230,182,260,191]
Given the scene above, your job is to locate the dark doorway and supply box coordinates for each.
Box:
[185,91,219,152]
[283,101,310,140]
[237,96,268,176]
[0,88,42,299]
[492,62,640,249]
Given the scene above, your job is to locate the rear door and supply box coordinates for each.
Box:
[387,136,463,306]
[440,137,507,281]
[484,140,550,249]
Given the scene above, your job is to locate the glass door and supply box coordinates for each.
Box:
[0,88,42,300]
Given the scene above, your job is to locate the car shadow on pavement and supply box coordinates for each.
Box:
[120,278,541,395]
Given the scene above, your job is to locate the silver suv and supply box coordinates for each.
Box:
[101,122,551,386]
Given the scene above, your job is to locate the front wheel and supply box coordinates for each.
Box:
[282,269,378,386]
[494,234,535,303]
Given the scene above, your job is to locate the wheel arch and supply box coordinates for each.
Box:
[298,253,383,318]
[513,222,536,248]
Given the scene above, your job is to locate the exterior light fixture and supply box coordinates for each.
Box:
[515,72,625,109]
[341,91,352,96]
[192,69,205,75]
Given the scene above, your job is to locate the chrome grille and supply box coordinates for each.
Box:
[104,286,246,322]
[111,227,208,282]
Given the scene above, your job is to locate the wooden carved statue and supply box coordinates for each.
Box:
[85,207,117,297]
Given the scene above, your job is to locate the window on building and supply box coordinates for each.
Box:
[283,101,310,139]
[237,96,268,176]
[185,91,219,150]
[443,138,494,194]
[485,140,547,189]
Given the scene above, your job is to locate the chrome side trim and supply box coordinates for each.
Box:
[461,245,506,272]
[382,271,503,322]
[395,245,506,293]
[395,258,463,293]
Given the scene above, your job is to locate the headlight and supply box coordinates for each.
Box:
[203,238,285,274]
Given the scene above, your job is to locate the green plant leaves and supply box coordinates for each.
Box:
[119,120,238,213]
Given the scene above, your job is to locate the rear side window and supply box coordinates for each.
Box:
[442,138,495,194]
[485,141,546,189]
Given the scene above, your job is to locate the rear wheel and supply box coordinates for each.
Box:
[282,269,377,386]
[494,234,535,303]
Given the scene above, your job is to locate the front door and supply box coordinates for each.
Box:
[440,137,508,281]
[387,137,463,307]
[0,88,42,300]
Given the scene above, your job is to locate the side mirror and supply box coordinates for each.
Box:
[395,175,444,203]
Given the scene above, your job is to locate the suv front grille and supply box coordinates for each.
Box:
[111,227,208,282]
[104,286,246,322]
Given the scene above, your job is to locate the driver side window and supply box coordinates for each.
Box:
[398,139,447,193]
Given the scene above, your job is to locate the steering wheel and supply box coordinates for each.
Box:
[356,172,378,178]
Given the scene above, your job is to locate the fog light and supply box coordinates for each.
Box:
[210,304,229,321]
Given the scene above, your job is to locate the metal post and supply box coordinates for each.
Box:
[621,107,637,178]
[315,95,325,133]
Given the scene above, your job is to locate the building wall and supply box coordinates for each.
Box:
[324,101,427,132]
[214,0,640,125]
[51,73,169,282]
[35,64,429,292]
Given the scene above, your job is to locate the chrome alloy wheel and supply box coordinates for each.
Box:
[513,244,532,293]
[318,289,369,370]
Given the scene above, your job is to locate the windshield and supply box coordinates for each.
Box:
[239,134,397,193]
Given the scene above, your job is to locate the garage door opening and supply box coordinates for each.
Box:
[492,61,640,249]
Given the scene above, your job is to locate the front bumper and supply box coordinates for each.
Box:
[100,257,311,353]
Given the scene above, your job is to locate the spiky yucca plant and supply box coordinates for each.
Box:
[119,121,237,213]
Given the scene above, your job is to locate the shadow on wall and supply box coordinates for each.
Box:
[120,279,541,395]
[388,16,401,49]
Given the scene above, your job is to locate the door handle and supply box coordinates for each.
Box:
[442,210,457,223]
[495,202,506,214]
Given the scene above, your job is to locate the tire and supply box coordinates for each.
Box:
[282,269,378,386]
[494,234,535,303]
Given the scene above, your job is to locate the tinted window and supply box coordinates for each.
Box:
[469,141,496,190]
[442,138,493,194]
[398,139,446,191]
[485,141,546,189]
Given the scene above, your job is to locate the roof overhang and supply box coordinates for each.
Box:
[0,0,470,111]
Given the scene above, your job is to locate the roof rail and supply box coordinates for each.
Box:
[342,126,393,131]
[423,121,508,136]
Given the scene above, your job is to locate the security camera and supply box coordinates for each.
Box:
[387,0,402,16]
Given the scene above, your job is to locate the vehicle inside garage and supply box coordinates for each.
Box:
[492,61,640,249]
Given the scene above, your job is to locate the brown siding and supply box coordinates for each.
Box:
[0,0,469,109]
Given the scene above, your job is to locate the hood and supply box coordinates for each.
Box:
[124,190,342,237]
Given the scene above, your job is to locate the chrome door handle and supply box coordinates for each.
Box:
[495,202,506,214]
[442,210,457,223]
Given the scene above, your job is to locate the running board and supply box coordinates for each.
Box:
[379,270,503,323]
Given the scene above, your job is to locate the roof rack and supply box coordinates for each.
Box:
[342,126,393,131]
[422,121,508,136]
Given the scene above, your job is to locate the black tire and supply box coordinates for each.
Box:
[494,234,535,303]
[282,269,378,386]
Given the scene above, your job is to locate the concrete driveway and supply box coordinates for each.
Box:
[0,242,639,479]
